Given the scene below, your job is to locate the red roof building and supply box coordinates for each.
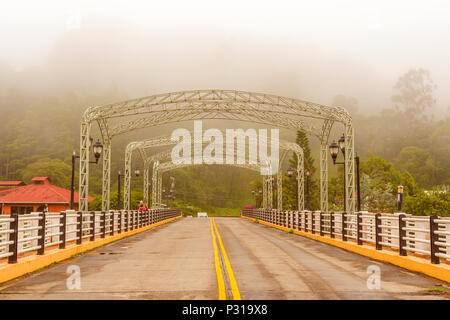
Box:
[0,181,26,188]
[0,177,94,214]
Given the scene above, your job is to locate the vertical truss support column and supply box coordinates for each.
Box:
[268,175,273,208]
[320,120,333,213]
[345,122,356,213]
[124,145,132,210]
[297,150,304,211]
[277,151,288,210]
[101,141,111,211]
[320,143,328,213]
[262,176,267,208]
[157,171,162,204]
[151,161,158,207]
[143,163,149,206]
[79,121,91,211]
[277,172,282,210]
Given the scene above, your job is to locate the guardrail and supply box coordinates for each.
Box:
[0,208,181,263]
[242,209,450,264]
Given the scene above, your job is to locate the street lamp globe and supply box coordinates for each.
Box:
[251,190,255,196]
[287,167,295,178]
[134,167,140,177]
[93,140,103,160]
[338,134,345,155]
[329,141,339,163]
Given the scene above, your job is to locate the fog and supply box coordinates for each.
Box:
[1,0,450,114]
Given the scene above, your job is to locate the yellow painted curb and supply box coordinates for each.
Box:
[0,215,182,284]
[242,215,450,283]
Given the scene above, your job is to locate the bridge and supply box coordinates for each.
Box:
[0,90,449,300]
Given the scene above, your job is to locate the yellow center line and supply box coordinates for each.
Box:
[212,218,241,300]
[210,218,226,300]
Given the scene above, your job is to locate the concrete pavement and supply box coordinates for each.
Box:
[0,217,448,300]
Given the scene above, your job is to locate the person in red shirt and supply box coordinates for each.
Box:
[138,200,147,212]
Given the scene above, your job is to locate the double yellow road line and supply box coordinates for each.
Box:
[209,218,241,300]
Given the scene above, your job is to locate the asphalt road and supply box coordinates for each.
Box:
[0,217,448,300]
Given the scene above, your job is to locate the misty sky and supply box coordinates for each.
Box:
[1,0,449,114]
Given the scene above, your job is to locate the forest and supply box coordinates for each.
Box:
[0,67,448,216]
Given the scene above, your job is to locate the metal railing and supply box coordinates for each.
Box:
[242,209,450,264]
[0,208,181,263]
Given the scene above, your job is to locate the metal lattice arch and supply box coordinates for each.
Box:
[152,161,263,207]
[79,89,355,213]
[123,135,304,210]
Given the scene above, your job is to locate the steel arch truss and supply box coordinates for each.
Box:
[153,161,263,207]
[124,135,304,210]
[79,89,354,213]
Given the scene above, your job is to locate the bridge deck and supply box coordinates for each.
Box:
[0,217,448,300]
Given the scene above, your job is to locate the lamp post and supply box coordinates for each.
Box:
[252,189,262,208]
[252,190,257,207]
[287,167,298,210]
[132,167,143,206]
[251,190,255,204]
[169,176,175,200]
[397,185,404,212]
[258,189,262,208]
[329,134,361,212]
[70,139,103,210]
[117,171,124,210]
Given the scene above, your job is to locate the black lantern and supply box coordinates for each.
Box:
[93,140,103,161]
[287,167,295,178]
[329,141,339,163]
[338,134,345,155]
[134,167,140,177]
[70,138,103,210]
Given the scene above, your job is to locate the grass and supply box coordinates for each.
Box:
[287,229,294,234]
[182,207,242,217]
[427,287,450,295]
[209,207,241,216]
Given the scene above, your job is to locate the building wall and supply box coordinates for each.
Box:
[1,203,79,215]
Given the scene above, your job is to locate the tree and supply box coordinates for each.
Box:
[288,130,319,210]
[392,68,436,123]
[359,174,396,212]
[395,146,436,187]
[249,179,263,207]
[89,190,144,211]
[404,186,450,216]
[18,158,72,188]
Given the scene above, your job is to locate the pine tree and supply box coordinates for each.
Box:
[285,130,320,210]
